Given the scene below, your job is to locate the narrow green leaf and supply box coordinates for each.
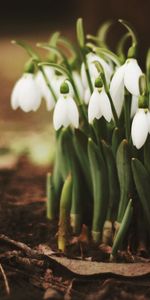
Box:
[116,139,133,222]
[58,174,72,252]
[111,199,133,257]
[76,18,85,48]
[132,157,150,229]
[88,138,108,243]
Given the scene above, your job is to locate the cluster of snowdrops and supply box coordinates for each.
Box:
[11,19,150,259]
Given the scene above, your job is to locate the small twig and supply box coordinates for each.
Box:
[0,263,10,296]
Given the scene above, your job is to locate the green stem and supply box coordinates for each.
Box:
[124,93,131,142]
[39,66,57,102]
[46,173,55,220]
[58,174,72,252]
[82,51,93,94]
[107,92,120,127]
[111,199,133,258]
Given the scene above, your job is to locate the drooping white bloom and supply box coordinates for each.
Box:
[88,88,112,123]
[110,59,143,117]
[146,111,150,134]
[52,75,66,98]
[81,53,113,89]
[84,87,91,105]
[36,66,55,110]
[130,95,138,118]
[72,71,84,99]
[11,73,41,112]
[110,64,126,117]
[53,95,79,130]
[124,59,142,96]
[131,109,149,149]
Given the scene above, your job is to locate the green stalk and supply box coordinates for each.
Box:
[124,93,131,142]
[131,158,150,230]
[46,173,55,220]
[144,135,150,174]
[70,165,82,234]
[88,138,108,244]
[111,199,133,258]
[58,175,72,252]
[38,66,57,102]
[82,54,93,93]
[57,129,72,180]
[112,127,122,157]
[116,139,133,222]
[73,129,92,192]
[102,140,119,221]
[107,92,120,128]
[52,136,63,206]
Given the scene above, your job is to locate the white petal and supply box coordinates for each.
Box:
[88,89,102,123]
[72,71,84,99]
[53,96,69,130]
[84,88,91,105]
[110,64,126,117]
[43,86,55,111]
[130,95,138,118]
[67,97,79,128]
[124,59,143,96]
[98,89,112,122]
[65,80,74,96]
[52,75,66,97]
[88,53,113,83]
[131,109,148,149]
[42,66,54,80]
[81,63,88,88]
[18,74,41,112]
[36,67,54,94]
[11,77,23,110]
[146,111,150,134]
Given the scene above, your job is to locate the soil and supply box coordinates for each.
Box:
[0,156,150,300]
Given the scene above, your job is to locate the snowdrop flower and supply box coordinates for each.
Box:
[131,109,149,149]
[81,53,113,89]
[130,95,138,118]
[11,73,41,112]
[88,78,112,123]
[110,59,143,117]
[53,82,79,130]
[72,71,84,99]
[36,66,55,110]
[84,87,91,105]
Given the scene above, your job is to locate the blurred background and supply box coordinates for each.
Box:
[0,0,150,165]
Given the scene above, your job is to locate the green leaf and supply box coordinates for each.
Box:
[132,157,150,229]
[116,139,133,222]
[111,199,133,257]
[88,138,108,243]
[76,18,85,48]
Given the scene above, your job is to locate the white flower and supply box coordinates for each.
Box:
[36,66,55,111]
[52,75,66,97]
[53,95,79,130]
[88,88,112,123]
[131,109,149,149]
[72,71,84,99]
[146,111,150,134]
[81,53,113,89]
[110,59,143,117]
[11,73,41,112]
[130,95,138,118]
[84,87,91,105]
